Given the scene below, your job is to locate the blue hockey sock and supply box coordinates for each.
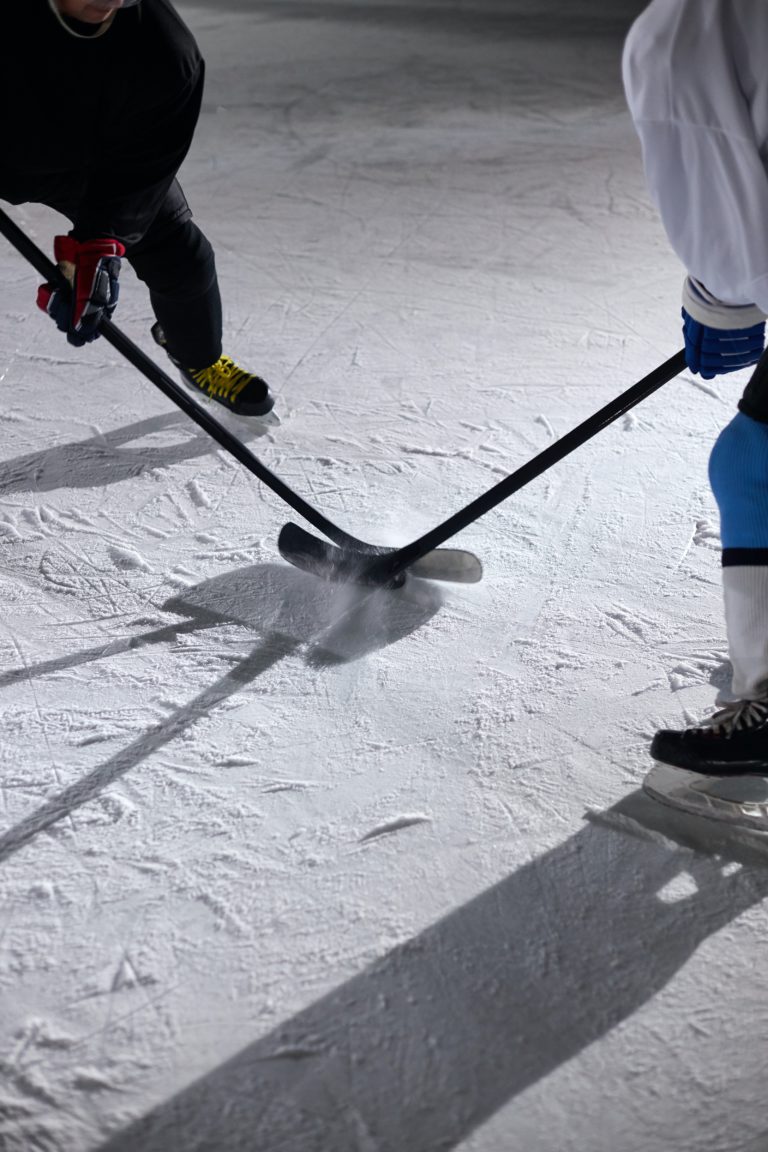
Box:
[709,411,768,698]
[709,411,768,553]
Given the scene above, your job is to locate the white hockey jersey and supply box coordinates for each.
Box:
[623,0,768,313]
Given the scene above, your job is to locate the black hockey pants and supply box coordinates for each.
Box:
[6,180,223,369]
[127,182,223,369]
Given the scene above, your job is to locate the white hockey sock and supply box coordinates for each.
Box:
[722,565,768,700]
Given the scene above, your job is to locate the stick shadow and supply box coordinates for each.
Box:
[0,409,271,497]
[94,793,768,1152]
[0,563,443,862]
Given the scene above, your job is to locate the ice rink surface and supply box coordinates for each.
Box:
[2,1,768,1149]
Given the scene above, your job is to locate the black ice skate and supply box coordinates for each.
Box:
[151,323,274,417]
[650,699,768,776]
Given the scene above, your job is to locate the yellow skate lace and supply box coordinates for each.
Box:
[189,356,253,405]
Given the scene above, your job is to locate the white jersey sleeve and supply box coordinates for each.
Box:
[623,0,768,313]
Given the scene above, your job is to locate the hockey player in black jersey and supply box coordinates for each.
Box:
[2,0,274,418]
[624,0,768,819]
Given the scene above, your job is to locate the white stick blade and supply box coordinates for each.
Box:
[409,549,483,583]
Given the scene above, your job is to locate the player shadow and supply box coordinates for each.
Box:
[0,413,210,496]
[0,409,271,497]
[94,792,768,1152]
[0,563,443,863]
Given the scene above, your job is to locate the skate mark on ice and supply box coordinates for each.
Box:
[71,1067,117,1093]
[0,565,441,861]
[100,510,143,543]
[186,479,211,509]
[667,663,714,693]
[692,518,720,549]
[0,514,22,541]
[601,604,657,644]
[213,754,259,768]
[630,677,666,698]
[376,439,509,477]
[38,551,83,594]
[259,1042,326,1062]
[58,507,96,528]
[111,954,144,993]
[396,442,463,459]
[36,546,151,617]
[359,813,432,843]
[686,376,722,402]
[661,649,730,694]
[535,413,555,439]
[107,545,152,574]
[261,780,316,794]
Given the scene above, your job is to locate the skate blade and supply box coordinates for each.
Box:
[178,375,280,433]
[589,786,768,868]
[224,408,281,437]
[643,761,768,835]
[188,399,280,443]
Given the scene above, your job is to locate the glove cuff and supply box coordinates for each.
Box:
[682,276,766,330]
[53,234,126,263]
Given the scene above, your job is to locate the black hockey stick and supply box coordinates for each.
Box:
[278,347,687,585]
[0,206,478,586]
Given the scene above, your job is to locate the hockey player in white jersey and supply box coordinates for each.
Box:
[623,0,768,782]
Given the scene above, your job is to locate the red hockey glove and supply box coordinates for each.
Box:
[37,235,125,347]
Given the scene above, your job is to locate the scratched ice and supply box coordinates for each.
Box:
[0,3,764,1151]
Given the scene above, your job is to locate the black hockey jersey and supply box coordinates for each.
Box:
[1,0,204,244]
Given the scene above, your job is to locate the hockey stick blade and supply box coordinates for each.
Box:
[278,523,483,587]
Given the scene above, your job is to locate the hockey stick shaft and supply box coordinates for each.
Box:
[1,207,686,586]
[0,206,360,547]
[365,347,687,582]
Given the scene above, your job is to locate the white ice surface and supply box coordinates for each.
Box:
[2,2,768,1150]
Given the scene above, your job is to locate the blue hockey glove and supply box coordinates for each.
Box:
[682,276,765,380]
